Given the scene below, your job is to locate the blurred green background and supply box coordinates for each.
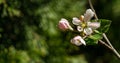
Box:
[0,0,120,63]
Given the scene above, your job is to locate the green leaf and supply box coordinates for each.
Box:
[97,19,111,33]
[85,38,98,45]
[89,34,103,40]
[86,19,111,45]
[85,34,103,45]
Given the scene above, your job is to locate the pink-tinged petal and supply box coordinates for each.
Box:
[87,22,100,29]
[77,26,83,32]
[71,36,86,46]
[72,17,81,25]
[84,9,95,22]
[58,18,73,31]
[84,27,93,35]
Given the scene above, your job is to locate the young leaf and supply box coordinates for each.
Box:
[89,34,103,40]
[85,38,98,45]
[97,19,111,33]
[85,34,103,45]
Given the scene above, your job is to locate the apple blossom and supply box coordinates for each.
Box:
[58,9,101,46]
[72,9,100,35]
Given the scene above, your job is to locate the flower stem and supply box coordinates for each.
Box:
[103,33,120,58]
[99,40,112,50]
[99,40,120,59]
[88,0,120,59]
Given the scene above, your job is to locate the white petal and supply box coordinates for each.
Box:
[77,26,83,32]
[60,18,69,24]
[72,17,81,25]
[87,22,100,29]
[71,36,86,46]
[84,27,93,35]
[84,9,95,22]
[71,39,82,46]
[79,36,86,45]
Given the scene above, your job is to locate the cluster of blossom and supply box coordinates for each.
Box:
[58,9,100,46]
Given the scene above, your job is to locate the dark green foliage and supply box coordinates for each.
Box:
[0,0,87,63]
[0,0,120,63]
[85,19,111,45]
[85,33,103,45]
[97,19,111,33]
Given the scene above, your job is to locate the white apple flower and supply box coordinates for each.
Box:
[58,9,101,46]
[72,9,100,35]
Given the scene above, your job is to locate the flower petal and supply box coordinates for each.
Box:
[77,26,83,32]
[87,22,100,29]
[72,17,81,25]
[84,27,93,35]
[71,36,86,46]
[84,9,95,22]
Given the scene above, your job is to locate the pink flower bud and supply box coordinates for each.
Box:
[58,18,73,31]
[71,36,86,46]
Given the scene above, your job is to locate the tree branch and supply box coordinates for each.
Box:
[103,33,120,58]
[99,40,112,49]
[88,0,120,59]
[99,40,120,58]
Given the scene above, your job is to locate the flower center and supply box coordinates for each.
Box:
[81,22,87,28]
[80,22,88,36]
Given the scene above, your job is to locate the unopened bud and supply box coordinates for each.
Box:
[58,18,73,31]
[71,36,86,46]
